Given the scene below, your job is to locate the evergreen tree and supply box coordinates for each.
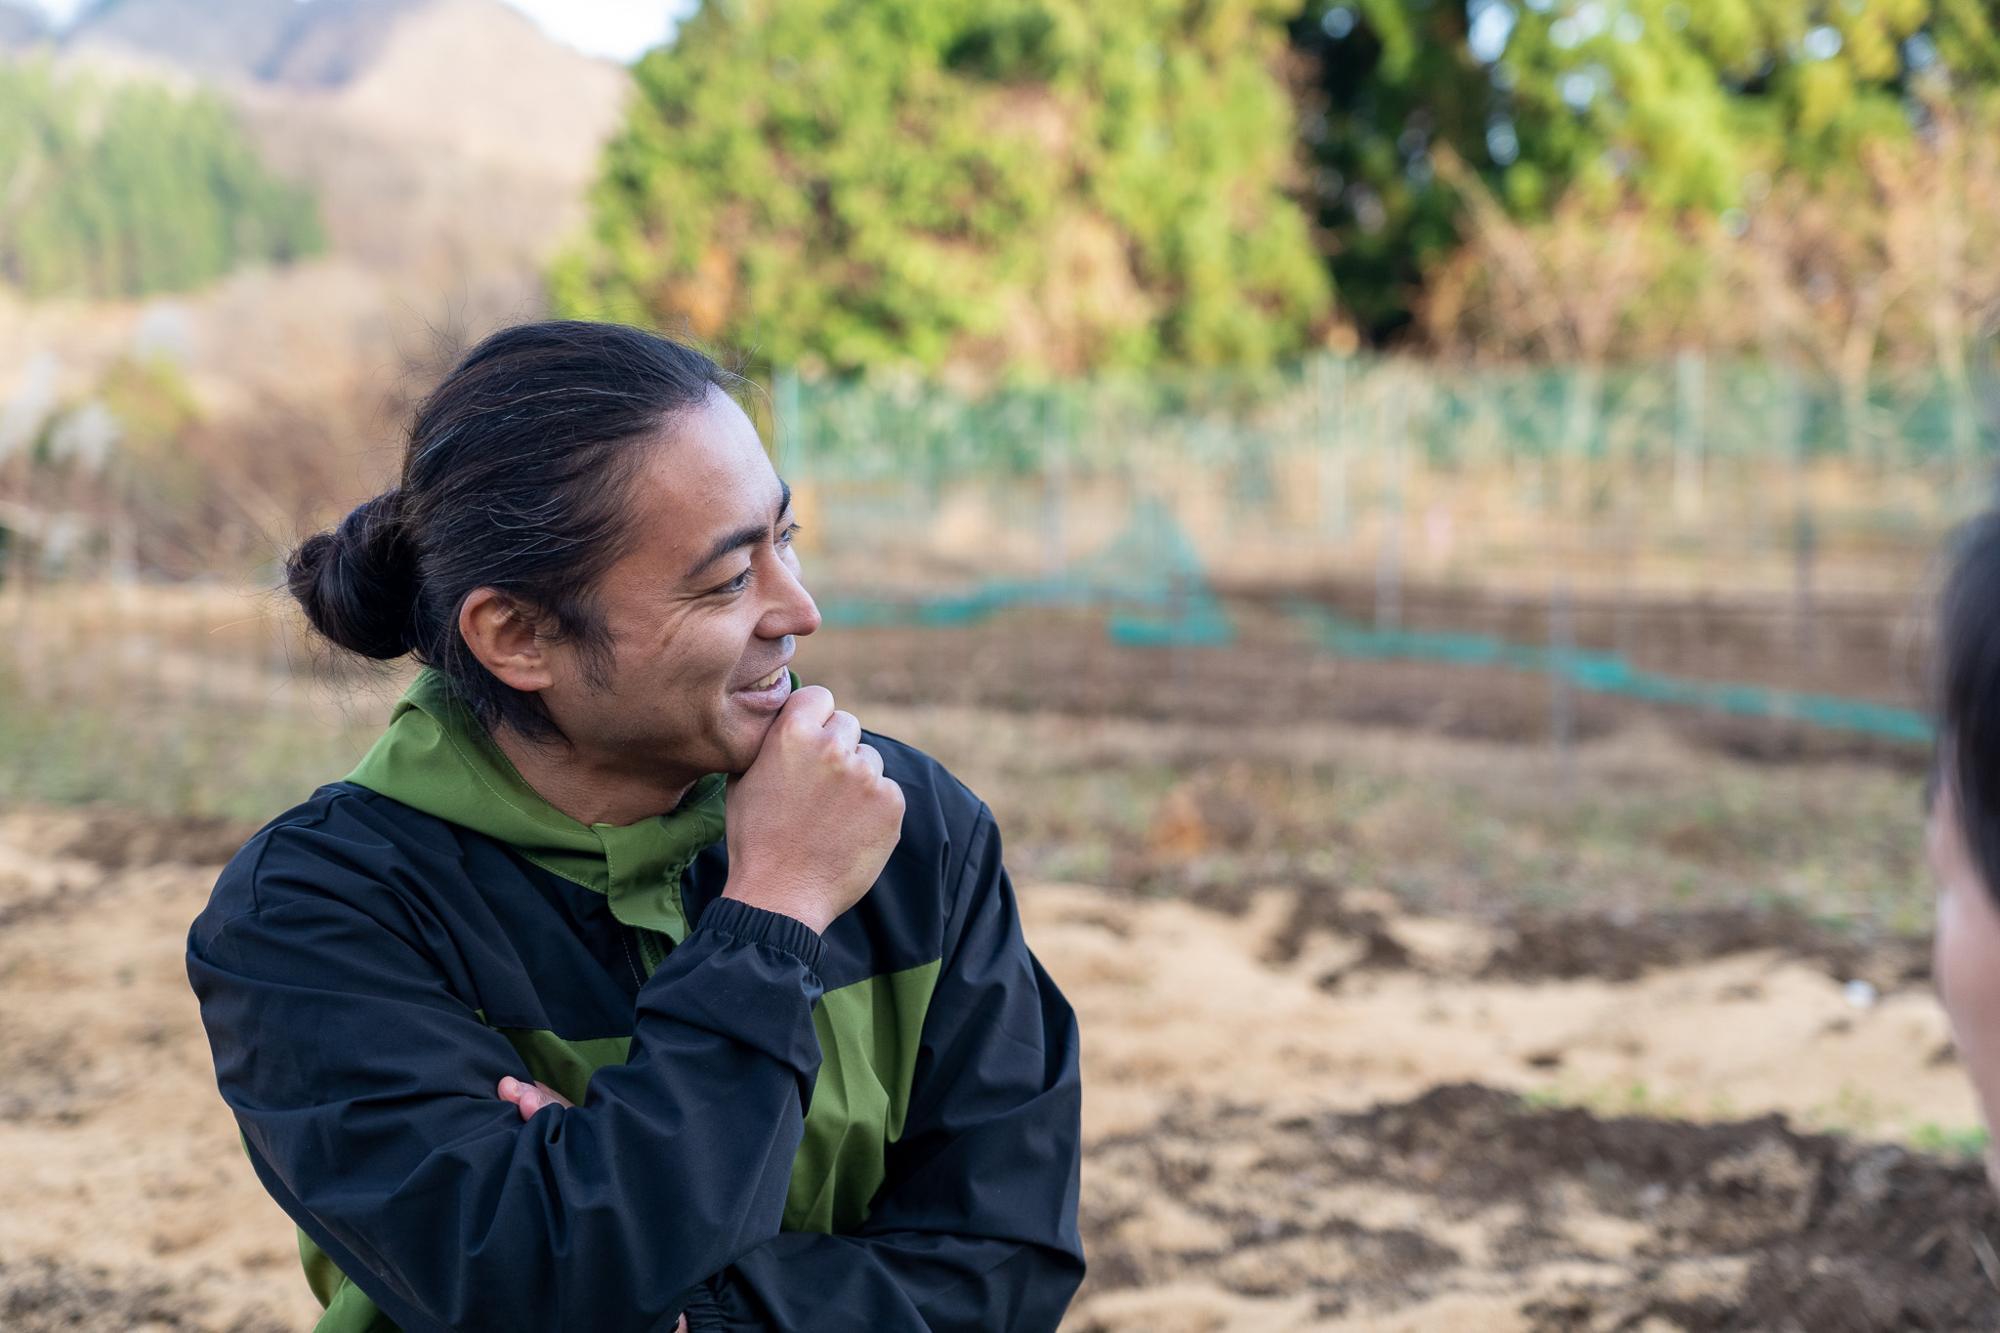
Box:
[0,62,322,300]
[553,0,1331,376]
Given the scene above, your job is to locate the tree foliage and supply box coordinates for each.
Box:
[552,0,1331,377]
[1295,0,2000,346]
[0,62,323,299]
[564,0,2000,370]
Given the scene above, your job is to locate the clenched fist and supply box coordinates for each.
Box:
[721,685,904,934]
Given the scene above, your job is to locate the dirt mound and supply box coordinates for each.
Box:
[1357,1085,1999,1329]
[1,1256,289,1333]
[1202,877,1932,992]
[1078,1085,2000,1331]
[1478,905,1933,991]
[0,807,252,871]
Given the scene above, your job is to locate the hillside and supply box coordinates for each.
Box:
[0,1,46,48]
[57,0,628,273]
[265,0,624,168]
[256,0,428,89]
[71,0,630,169]
[63,0,300,82]
[0,63,322,300]
[0,0,636,565]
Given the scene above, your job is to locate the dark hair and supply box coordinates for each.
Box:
[1937,505,2000,900]
[287,320,736,739]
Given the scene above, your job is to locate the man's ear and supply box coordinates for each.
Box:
[459,587,556,693]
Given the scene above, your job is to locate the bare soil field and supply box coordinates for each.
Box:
[1252,577,1931,707]
[799,599,1932,776]
[0,767,1987,1333]
[0,580,1973,1329]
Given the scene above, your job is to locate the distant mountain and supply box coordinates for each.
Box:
[64,0,301,82]
[260,0,430,88]
[54,0,629,272]
[291,0,626,167]
[60,0,627,163]
[62,0,626,125]
[0,0,49,49]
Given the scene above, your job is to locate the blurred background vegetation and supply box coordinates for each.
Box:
[0,0,1985,845]
[538,0,2000,384]
[0,62,320,298]
[13,2,2000,378]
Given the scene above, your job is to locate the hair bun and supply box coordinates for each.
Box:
[286,490,420,660]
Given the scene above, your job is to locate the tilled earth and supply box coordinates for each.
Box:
[0,791,1988,1333]
[1080,1086,2000,1332]
[799,598,1933,777]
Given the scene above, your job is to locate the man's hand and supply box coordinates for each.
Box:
[497,1077,689,1333]
[498,1075,571,1117]
[722,685,904,934]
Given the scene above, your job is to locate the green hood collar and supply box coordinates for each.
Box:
[345,669,726,943]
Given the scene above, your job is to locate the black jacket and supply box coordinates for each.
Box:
[187,729,1084,1332]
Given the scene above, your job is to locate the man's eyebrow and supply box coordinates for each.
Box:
[685,480,793,580]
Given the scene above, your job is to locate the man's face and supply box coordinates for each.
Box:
[534,386,818,789]
[1929,779,2000,1186]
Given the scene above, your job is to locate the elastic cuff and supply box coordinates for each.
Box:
[695,896,826,974]
[676,1281,726,1331]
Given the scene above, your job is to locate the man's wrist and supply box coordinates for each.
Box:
[720,877,833,935]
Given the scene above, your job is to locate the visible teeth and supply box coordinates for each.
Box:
[748,668,784,691]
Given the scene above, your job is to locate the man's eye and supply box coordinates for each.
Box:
[778,522,801,547]
[718,568,752,594]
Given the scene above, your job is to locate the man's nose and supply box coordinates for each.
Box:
[762,559,821,639]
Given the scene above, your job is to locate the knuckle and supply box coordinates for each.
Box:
[783,688,832,727]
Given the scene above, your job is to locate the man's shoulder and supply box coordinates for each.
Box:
[858,729,990,836]
[824,732,1000,980]
[192,783,463,945]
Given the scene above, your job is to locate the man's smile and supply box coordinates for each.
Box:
[734,662,794,710]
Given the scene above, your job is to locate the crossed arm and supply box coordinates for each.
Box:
[190,815,1083,1332]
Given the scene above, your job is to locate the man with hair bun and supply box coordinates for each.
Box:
[186,321,1085,1332]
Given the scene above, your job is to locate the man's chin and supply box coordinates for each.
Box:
[721,712,785,776]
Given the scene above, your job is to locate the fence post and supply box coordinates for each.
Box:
[1550,577,1576,791]
[773,369,800,468]
[1781,368,1818,672]
[1673,349,1705,522]
[1317,355,1349,550]
[1041,390,1068,579]
[1561,363,1599,520]
[1375,370,1406,632]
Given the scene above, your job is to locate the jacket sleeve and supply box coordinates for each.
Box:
[677,807,1086,1332]
[187,836,826,1333]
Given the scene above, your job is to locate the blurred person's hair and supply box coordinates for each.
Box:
[1937,503,2000,899]
[286,320,740,741]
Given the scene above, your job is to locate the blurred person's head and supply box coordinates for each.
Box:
[1929,505,2000,1180]
[285,320,818,807]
